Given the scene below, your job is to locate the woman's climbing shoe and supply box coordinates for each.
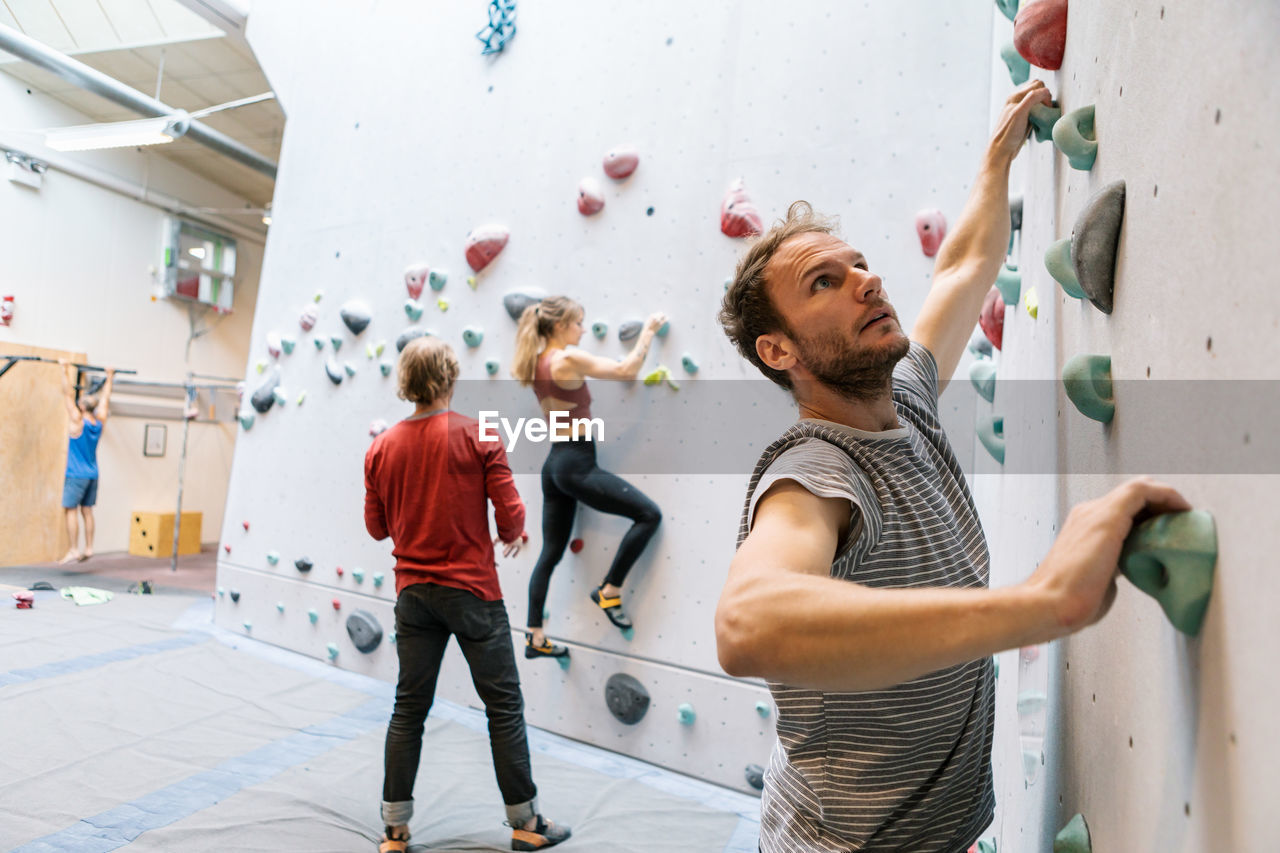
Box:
[590,586,633,629]
[378,827,409,852]
[524,633,570,660]
[510,814,572,850]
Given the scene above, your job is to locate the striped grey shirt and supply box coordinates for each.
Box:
[739,342,994,852]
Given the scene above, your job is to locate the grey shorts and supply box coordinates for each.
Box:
[62,477,98,508]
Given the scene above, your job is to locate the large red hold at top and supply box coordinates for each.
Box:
[1014,0,1068,71]
[720,179,763,238]
[464,224,510,273]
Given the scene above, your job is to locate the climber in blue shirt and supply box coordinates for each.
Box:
[59,359,114,563]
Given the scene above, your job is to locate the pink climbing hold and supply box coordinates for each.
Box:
[602,145,639,179]
[915,209,947,257]
[242,520,250,531]
[223,543,231,554]
[1014,0,1068,71]
[980,286,1005,351]
[404,264,429,300]
[336,566,344,577]
[720,179,763,238]
[569,538,584,554]
[369,418,389,437]
[266,331,282,359]
[299,306,318,332]
[332,598,341,610]
[464,224,510,273]
[577,178,606,215]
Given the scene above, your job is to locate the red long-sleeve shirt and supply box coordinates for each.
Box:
[363,411,525,600]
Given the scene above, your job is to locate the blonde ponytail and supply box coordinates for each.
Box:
[510,296,582,385]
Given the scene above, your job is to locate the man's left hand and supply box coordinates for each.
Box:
[988,80,1052,165]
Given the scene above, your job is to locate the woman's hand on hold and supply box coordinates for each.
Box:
[644,312,668,336]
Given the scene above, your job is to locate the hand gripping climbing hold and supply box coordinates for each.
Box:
[465,223,509,273]
[503,291,544,322]
[1029,102,1062,143]
[340,300,372,335]
[1072,180,1126,314]
[656,320,670,337]
[295,557,313,573]
[404,299,424,322]
[1014,0,1068,70]
[591,321,607,339]
[744,764,765,791]
[1045,238,1086,299]
[1052,105,1097,171]
[396,326,428,352]
[1120,510,1217,636]
[720,179,763,238]
[462,326,484,348]
[1062,354,1114,423]
[995,266,1021,305]
[577,177,605,215]
[404,264,429,300]
[979,286,1005,351]
[618,319,642,342]
[1001,41,1031,85]
[1053,814,1092,853]
[677,703,696,725]
[604,673,651,725]
[914,209,947,257]
[969,360,997,404]
[325,359,344,385]
[977,414,1006,464]
[602,144,639,179]
[346,610,383,653]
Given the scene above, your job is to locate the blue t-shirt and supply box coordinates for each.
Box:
[66,418,103,479]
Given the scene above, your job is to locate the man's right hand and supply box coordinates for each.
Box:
[1024,477,1192,637]
[987,79,1051,166]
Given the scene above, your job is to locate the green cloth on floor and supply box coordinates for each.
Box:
[60,586,115,606]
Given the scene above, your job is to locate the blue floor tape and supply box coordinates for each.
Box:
[0,633,207,688]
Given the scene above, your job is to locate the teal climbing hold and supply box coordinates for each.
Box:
[620,626,635,641]
[1062,354,1114,423]
[343,361,357,377]
[308,608,318,624]
[404,299,424,322]
[995,266,1021,305]
[313,338,325,351]
[995,0,1017,22]
[1017,690,1047,716]
[591,321,608,339]
[326,642,339,660]
[380,359,393,376]
[330,335,343,352]
[1052,104,1097,171]
[992,656,1000,679]
[1072,180,1126,314]
[1053,814,1092,853]
[1029,103,1062,143]
[217,586,225,597]
[389,631,396,644]
[272,388,287,407]
[656,321,670,337]
[266,550,280,565]
[557,655,571,671]
[1045,238,1086,299]
[681,353,698,374]
[1120,510,1217,636]
[755,701,771,718]
[977,414,1005,464]
[351,568,364,583]
[429,270,448,291]
[462,326,484,348]
[373,572,384,588]
[1001,41,1030,85]
[276,601,285,613]
[243,620,252,631]
[677,703,696,725]
[977,839,997,853]
[485,359,500,375]
[969,360,997,404]
[238,411,255,431]
[280,336,296,355]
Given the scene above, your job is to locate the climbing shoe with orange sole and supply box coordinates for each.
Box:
[524,633,570,660]
[590,585,633,629]
[510,815,571,850]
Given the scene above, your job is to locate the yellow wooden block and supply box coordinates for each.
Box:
[129,511,202,557]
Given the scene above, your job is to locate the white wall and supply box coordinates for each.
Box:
[0,69,265,556]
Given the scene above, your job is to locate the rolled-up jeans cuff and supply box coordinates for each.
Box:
[504,796,538,826]
[381,799,414,827]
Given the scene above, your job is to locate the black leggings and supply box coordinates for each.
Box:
[526,439,661,629]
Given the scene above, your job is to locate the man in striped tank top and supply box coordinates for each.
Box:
[714,80,1188,852]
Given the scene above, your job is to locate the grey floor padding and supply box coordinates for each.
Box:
[0,588,755,852]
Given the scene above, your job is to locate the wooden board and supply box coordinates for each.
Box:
[0,344,86,565]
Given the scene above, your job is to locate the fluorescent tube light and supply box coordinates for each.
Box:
[44,113,190,152]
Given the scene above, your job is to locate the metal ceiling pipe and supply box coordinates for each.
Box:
[0,23,277,179]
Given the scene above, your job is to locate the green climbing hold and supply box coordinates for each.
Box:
[308,608,318,624]
[373,572,384,588]
[620,626,635,641]
[313,338,324,351]
[429,269,447,291]
[276,601,285,613]
[272,388,287,407]
[591,321,608,339]
[755,700,771,718]
[677,703,696,725]
[485,359,500,375]
[969,360,997,404]
[977,414,1005,464]
[656,320,670,337]
[326,642,339,660]
[266,550,280,565]
[243,620,252,631]
[1045,238,1085,299]
[1052,104,1097,171]
[1120,510,1217,636]
[1001,41,1030,85]
[995,266,1021,305]
[330,335,343,352]
[404,299,424,321]
[280,336,296,355]
[1029,103,1062,143]
[977,839,997,853]
[380,359,393,376]
[681,353,698,374]
[1062,354,1114,423]
[296,390,307,405]
[1017,690,1047,716]
[1072,180,1125,315]
[343,361,357,377]
[437,297,449,312]
[462,326,484,347]
[1053,814,1092,853]
[217,586,224,597]
[238,412,255,431]
[352,568,364,583]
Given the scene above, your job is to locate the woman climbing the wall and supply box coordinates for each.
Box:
[512,297,665,659]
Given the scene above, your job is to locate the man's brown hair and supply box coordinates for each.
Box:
[718,201,839,391]
[397,336,459,405]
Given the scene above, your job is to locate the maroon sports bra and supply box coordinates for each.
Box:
[533,352,592,420]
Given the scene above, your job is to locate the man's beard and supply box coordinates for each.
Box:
[793,325,910,401]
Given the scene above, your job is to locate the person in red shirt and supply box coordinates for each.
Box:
[364,336,571,852]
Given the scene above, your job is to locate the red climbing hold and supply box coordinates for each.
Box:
[332,598,341,610]
[13,591,34,609]
[336,566,344,577]
[1014,0,1068,71]
[464,224,510,273]
[577,178,605,215]
[720,179,763,238]
[569,538,584,554]
[915,209,947,257]
[602,144,639,179]
[980,286,1005,351]
[223,544,231,554]
[404,264,429,300]
[242,520,250,531]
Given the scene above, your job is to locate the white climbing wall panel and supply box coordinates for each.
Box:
[976,1,1280,851]
[219,1,997,796]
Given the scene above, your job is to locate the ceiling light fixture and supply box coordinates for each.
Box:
[41,91,274,154]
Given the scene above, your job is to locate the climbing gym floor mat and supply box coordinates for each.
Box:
[0,587,758,852]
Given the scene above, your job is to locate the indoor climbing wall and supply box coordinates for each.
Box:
[216,2,996,795]
[971,1,1279,850]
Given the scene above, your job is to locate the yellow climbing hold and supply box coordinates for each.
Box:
[467,276,477,289]
[437,297,450,312]
[1024,286,1039,319]
[643,365,680,391]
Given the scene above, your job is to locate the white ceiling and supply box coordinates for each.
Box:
[0,0,281,207]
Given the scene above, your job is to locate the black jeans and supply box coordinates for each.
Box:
[526,439,662,628]
[382,583,537,825]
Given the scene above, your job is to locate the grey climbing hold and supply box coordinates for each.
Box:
[503,291,544,321]
[618,319,642,342]
[969,360,997,403]
[345,609,384,653]
[1045,237,1085,299]
[744,764,765,790]
[977,414,1005,464]
[1071,180,1125,314]
[1001,41,1030,85]
[1009,195,1023,235]
[340,299,372,335]
[1062,354,1115,423]
[591,321,608,339]
[250,368,280,414]
[396,326,428,352]
[462,326,484,348]
[295,557,313,573]
[1029,103,1062,143]
[485,359,500,375]
[995,266,1021,305]
[325,359,344,385]
[1052,104,1097,171]
[229,589,240,602]
[1054,814,1092,853]
[677,703,696,725]
[604,673,651,725]
[968,328,993,359]
[380,359,394,376]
